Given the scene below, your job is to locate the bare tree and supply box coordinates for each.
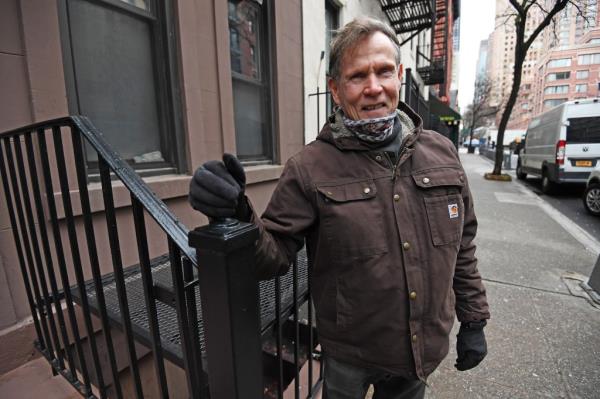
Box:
[491,0,585,175]
[463,77,497,152]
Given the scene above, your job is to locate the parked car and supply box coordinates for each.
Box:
[516,98,600,194]
[462,138,480,148]
[583,167,600,216]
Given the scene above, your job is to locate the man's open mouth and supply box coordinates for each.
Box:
[362,103,385,111]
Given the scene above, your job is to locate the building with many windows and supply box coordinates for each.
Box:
[530,28,600,117]
[482,0,600,129]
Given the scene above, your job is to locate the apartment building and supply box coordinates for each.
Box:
[484,0,599,129]
[530,28,600,116]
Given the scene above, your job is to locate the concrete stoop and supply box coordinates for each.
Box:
[0,357,79,399]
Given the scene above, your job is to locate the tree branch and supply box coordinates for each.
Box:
[508,0,525,16]
[525,0,569,49]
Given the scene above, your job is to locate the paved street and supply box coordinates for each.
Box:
[425,152,600,399]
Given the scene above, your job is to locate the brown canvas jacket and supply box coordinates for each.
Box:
[250,102,490,379]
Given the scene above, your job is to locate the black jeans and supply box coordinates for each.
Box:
[323,356,426,399]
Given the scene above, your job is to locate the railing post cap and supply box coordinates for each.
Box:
[188,218,258,253]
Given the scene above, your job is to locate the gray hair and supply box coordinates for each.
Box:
[328,17,401,82]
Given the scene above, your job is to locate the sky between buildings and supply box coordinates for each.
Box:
[458,0,496,110]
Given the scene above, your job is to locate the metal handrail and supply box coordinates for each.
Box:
[0,116,197,266]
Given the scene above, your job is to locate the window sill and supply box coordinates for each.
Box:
[53,164,284,219]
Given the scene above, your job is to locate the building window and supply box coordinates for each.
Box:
[578,53,600,65]
[229,0,273,163]
[589,38,600,44]
[547,58,572,68]
[59,0,183,175]
[544,98,567,109]
[544,85,569,94]
[575,84,588,93]
[576,70,589,79]
[546,71,571,81]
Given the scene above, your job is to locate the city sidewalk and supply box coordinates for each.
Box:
[425,152,600,399]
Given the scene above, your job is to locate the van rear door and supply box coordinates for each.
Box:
[564,116,600,177]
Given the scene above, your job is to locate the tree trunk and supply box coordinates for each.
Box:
[493,49,526,174]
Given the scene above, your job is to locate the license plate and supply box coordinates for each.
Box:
[575,160,592,167]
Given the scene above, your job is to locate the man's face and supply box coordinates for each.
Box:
[328,32,403,121]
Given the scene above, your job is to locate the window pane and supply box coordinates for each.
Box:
[567,117,600,143]
[543,98,567,109]
[578,53,600,65]
[118,0,149,10]
[544,85,569,94]
[232,79,269,159]
[229,1,261,80]
[576,70,589,79]
[547,58,571,68]
[68,0,162,164]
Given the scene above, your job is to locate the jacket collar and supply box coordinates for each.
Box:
[317,101,423,151]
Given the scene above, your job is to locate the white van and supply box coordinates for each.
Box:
[516,98,600,193]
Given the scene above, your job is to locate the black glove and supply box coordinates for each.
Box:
[189,153,250,220]
[455,320,487,371]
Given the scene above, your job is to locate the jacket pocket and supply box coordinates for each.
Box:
[412,168,465,246]
[316,179,388,258]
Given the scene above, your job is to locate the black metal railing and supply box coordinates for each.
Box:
[0,116,322,398]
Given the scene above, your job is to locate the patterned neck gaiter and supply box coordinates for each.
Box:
[342,112,397,143]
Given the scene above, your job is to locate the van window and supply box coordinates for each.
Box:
[567,117,600,143]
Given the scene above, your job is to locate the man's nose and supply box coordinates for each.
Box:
[363,74,383,95]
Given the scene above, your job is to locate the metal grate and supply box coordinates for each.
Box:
[72,248,309,368]
[379,0,434,34]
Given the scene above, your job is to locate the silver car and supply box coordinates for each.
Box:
[583,167,600,216]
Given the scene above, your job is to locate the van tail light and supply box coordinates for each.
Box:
[556,140,566,165]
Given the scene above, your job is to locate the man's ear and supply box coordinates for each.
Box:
[328,77,341,106]
[397,63,404,81]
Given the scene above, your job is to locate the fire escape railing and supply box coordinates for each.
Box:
[379,0,435,35]
[417,0,448,86]
[0,116,321,399]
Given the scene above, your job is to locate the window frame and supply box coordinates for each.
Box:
[57,0,186,179]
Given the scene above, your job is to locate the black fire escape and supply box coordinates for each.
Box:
[379,0,435,36]
[416,0,448,86]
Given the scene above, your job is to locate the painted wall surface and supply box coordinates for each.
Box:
[0,0,302,374]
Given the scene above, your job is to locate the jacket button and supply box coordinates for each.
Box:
[393,194,400,201]
[409,291,417,300]
[375,155,382,162]
[412,334,418,342]
[403,242,411,250]
[422,177,430,184]
[363,187,371,194]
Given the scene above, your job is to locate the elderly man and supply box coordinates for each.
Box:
[190,17,490,399]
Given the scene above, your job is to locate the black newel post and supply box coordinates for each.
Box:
[188,218,263,399]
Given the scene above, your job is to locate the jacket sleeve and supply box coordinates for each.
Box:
[249,156,317,280]
[453,158,491,323]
